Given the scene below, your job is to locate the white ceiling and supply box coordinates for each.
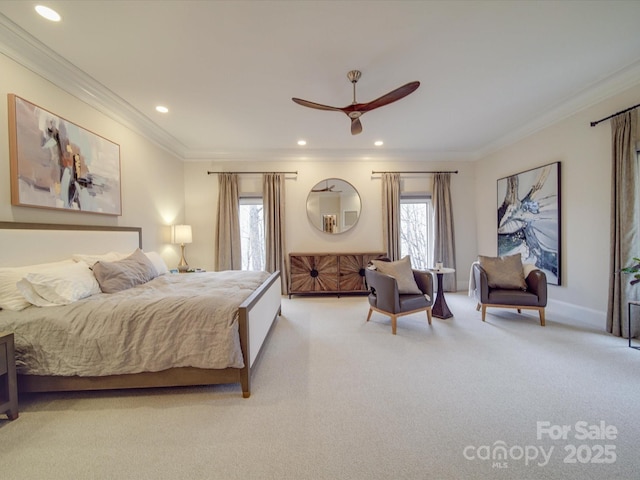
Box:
[1,0,640,162]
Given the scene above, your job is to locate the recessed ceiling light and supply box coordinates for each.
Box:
[374,140,384,147]
[35,5,61,22]
[297,140,307,146]
[155,106,169,113]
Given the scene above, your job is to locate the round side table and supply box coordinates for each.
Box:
[428,267,456,319]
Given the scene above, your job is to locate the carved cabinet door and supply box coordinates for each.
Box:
[338,254,386,292]
[338,255,367,292]
[289,254,338,293]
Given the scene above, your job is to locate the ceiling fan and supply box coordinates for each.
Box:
[292,70,420,135]
[311,181,341,193]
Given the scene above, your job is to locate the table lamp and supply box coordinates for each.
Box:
[172,224,192,272]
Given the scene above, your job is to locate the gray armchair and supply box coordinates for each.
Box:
[365,268,434,334]
[472,263,547,326]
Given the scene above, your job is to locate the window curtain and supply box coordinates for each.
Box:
[607,110,638,338]
[382,172,401,260]
[263,173,288,293]
[433,172,457,292]
[215,173,241,271]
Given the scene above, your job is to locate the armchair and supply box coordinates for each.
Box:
[365,267,434,335]
[472,261,547,326]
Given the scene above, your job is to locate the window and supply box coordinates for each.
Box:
[239,197,265,271]
[400,195,434,270]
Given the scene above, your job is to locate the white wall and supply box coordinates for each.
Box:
[0,53,186,266]
[184,159,477,290]
[9,44,637,315]
[475,82,640,317]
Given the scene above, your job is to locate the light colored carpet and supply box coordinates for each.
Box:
[0,292,638,480]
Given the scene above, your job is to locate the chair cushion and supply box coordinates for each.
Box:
[370,256,422,294]
[398,294,430,312]
[487,289,540,306]
[478,253,527,290]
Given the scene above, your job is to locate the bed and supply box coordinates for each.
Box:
[0,221,282,398]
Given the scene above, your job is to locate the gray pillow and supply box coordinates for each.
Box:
[92,248,158,293]
[478,253,527,290]
[370,255,422,294]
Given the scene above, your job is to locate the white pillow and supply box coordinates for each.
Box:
[0,260,75,311]
[144,251,169,275]
[17,262,101,306]
[16,280,58,307]
[523,263,538,278]
[72,251,131,266]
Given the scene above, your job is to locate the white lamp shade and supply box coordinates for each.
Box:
[172,224,192,244]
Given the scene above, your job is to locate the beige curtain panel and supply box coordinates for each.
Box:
[607,110,639,337]
[382,172,401,260]
[215,173,241,271]
[263,173,288,293]
[433,172,457,292]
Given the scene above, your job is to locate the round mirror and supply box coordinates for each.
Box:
[306,178,361,234]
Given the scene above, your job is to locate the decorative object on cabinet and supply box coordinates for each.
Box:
[289,252,385,297]
[7,94,122,216]
[306,178,361,234]
[497,161,560,285]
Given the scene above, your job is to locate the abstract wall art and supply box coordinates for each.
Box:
[8,94,122,216]
[497,162,561,285]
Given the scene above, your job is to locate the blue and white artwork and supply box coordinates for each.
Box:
[497,162,560,285]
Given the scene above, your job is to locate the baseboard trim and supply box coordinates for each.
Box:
[546,298,606,329]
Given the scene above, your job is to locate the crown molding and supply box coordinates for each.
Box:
[477,58,640,158]
[182,147,474,163]
[0,14,187,160]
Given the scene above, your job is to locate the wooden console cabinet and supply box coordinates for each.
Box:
[289,252,386,297]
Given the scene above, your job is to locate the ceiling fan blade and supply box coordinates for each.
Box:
[351,117,363,135]
[359,81,420,112]
[292,98,343,112]
[311,184,336,192]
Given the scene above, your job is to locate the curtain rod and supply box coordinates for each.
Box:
[590,102,640,127]
[371,170,459,174]
[207,171,298,175]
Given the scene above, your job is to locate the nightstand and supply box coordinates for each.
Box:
[0,332,18,420]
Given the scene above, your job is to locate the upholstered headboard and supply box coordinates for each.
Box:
[0,222,142,267]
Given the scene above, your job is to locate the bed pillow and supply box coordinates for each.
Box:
[0,260,75,311]
[478,253,527,290]
[72,251,131,267]
[14,280,57,307]
[370,255,422,294]
[143,251,169,275]
[16,261,101,307]
[92,248,158,293]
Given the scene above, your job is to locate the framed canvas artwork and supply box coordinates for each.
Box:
[8,94,122,216]
[497,162,561,285]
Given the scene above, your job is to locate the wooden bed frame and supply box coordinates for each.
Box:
[0,221,282,398]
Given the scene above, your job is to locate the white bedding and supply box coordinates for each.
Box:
[0,270,271,377]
